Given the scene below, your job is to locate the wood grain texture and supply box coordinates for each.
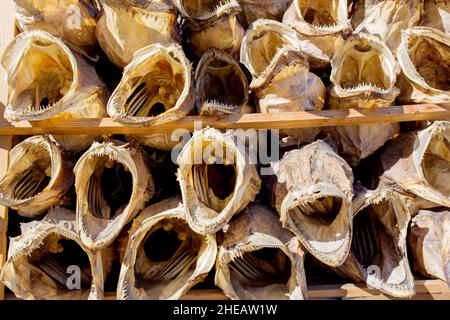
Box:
[0,0,15,300]
[0,104,448,135]
[12,279,443,300]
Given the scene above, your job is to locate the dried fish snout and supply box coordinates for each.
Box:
[240,19,329,85]
[215,203,307,300]
[96,0,180,68]
[328,33,400,109]
[2,30,108,122]
[14,0,99,55]
[283,0,352,58]
[117,198,217,299]
[107,43,194,127]
[252,48,326,146]
[397,27,450,103]
[237,0,292,27]
[75,140,155,250]
[195,48,250,115]
[177,127,261,235]
[409,207,450,287]
[0,208,113,300]
[326,32,401,165]
[181,1,245,60]
[351,0,423,50]
[0,135,73,217]
[336,188,415,298]
[267,140,354,267]
[379,121,450,209]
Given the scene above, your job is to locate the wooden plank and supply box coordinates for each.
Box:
[0,0,16,301]
[0,137,11,300]
[0,104,448,135]
[6,279,449,300]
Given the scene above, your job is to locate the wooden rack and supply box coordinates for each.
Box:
[0,0,449,300]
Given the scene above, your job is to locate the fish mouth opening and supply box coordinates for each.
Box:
[407,35,450,91]
[338,39,391,91]
[122,53,185,118]
[422,132,450,196]
[0,143,52,203]
[192,163,237,213]
[248,30,290,75]
[134,218,201,288]
[285,193,350,264]
[10,40,73,118]
[198,59,246,108]
[182,0,221,19]
[351,200,407,289]
[298,0,339,27]
[228,247,292,290]
[86,156,133,220]
[29,233,92,291]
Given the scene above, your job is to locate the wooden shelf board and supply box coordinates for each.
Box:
[5,280,448,300]
[0,104,449,135]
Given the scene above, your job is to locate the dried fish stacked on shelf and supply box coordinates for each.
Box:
[0,0,449,300]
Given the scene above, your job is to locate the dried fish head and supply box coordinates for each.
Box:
[14,0,98,55]
[195,48,250,115]
[117,197,217,299]
[177,127,261,235]
[0,135,73,218]
[380,121,450,208]
[336,188,415,298]
[181,1,244,60]
[252,48,325,146]
[351,0,423,50]
[240,19,329,83]
[75,140,155,250]
[2,30,108,122]
[215,203,307,300]
[409,207,450,286]
[237,0,292,27]
[397,27,450,103]
[328,33,400,109]
[0,208,113,300]
[107,43,194,127]
[283,0,352,57]
[96,0,180,68]
[268,141,354,267]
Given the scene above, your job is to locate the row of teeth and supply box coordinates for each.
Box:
[342,82,391,93]
[201,100,239,114]
[13,100,58,116]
